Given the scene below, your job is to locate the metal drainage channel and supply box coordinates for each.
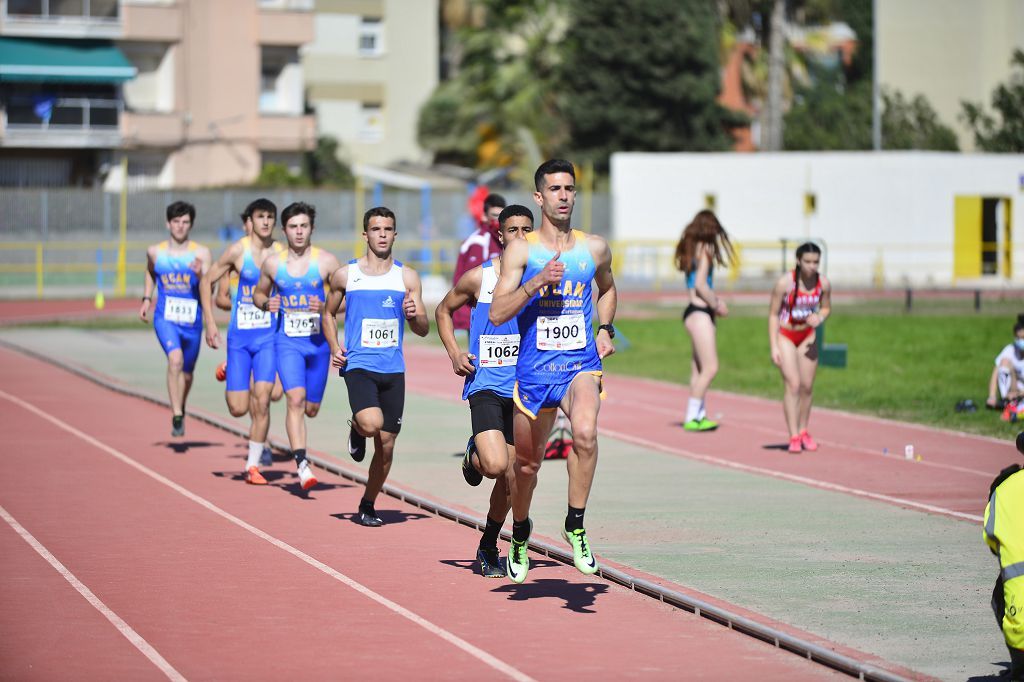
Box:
[3,338,912,682]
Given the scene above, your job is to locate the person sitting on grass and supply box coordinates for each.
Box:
[987,315,1024,411]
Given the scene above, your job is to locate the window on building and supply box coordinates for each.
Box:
[6,0,118,19]
[359,103,383,142]
[358,17,384,57]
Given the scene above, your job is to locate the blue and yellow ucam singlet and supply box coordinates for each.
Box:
[464,260,519,400]
[344,259,406,374]
[229,238,283,342]
[516,230,601,385]
[154,240,202,331]
[274,247,326,345]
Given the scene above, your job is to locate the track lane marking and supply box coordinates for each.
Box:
[0,505,187,682]
[404,383,982,522]
[0,388,536,682]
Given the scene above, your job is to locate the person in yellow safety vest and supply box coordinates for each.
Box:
[984,431,1024,680]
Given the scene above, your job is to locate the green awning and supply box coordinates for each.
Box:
[0,37,136,83]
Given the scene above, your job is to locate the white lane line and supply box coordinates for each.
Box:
[599,425,983,523]
[407,382,983,522]
[0,504,187,682]
[0,389,535,682]
[604,394,994,479]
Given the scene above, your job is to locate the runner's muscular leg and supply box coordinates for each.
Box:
[562,373,602,509]
[510,408,556,523]
[776,337,802,437]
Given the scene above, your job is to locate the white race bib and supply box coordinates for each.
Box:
[236,303,271,330]
[361,318,399,348]
[163,296,198,325]
[479,333,519,367]
[284,311,321,337]
[536,314,586,351]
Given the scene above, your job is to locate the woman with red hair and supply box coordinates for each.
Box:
[674,210,734,432]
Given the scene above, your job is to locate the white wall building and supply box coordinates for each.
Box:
[611,152,1024,288]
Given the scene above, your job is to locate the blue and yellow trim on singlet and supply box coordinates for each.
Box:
[512,230,604,419]
[152,240,203,372]
[272,247,331,403]
[224,238,284,391]
[464,260,518,400]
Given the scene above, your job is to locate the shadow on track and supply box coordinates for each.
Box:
[155,440,223,455]
[491,578,608,614]
[331,510,431,525]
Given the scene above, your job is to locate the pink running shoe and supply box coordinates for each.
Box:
[800,430,818,451]
[788,435,802,453]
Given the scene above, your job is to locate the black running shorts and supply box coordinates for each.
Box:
[468,390,514,445]
[344,369,405,434]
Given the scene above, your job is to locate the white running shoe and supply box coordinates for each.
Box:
[297,460,318,491]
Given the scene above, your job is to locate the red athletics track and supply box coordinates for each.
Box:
[0,298,138,325]
[0,346,856,681]
[401,345,1016,522]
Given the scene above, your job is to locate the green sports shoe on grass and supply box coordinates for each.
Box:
[561,527,599,575]
[683,418,718,432]
[506,519,532,584]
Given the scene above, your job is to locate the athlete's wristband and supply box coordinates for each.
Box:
[141,296,151,302]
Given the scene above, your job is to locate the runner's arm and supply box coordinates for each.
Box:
[489,239,533,325]
[140,246,156,322]
[251,256,279,313]
[592,237,617,358]
[767,276,787,364]
[402,268,430,338]
[214,273,232,311]
[323,264,348,363]
[807,279,832,328]
[200,243,240,347]
[435,267,481,376]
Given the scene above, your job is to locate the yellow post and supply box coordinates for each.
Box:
[35,242,43,299]
[582,160,594,232]
[354,172,364,258]
[116,155,128,296]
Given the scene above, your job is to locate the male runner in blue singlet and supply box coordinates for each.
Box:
[323,207,430,526]
[253,202,341,492]
[435,204,534,576]
[200,198,282,484]
[140,201,213,438]
[490,160,618,584]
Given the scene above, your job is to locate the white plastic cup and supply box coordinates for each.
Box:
[905,445,914,460]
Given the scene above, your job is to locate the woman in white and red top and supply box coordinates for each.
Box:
[768,243,832,453]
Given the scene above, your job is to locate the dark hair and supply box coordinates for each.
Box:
[498,204,534,228]
[1014,314,1024,334]
[241,198,277,223]
[166,201,195,223]
[789,242,823,311]
[483,194,507,213]
[674,210,734,273]
[363,206,396,231]
[534,159,575,191]
[280,202,316,227]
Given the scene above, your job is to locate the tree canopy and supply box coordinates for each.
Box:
[960,49,1024,153]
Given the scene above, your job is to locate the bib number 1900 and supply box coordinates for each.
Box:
[536,314,585,351]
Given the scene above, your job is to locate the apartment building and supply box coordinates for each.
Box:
[0,0,315,188]
[879,0,1024,152]
[303,0,438,169]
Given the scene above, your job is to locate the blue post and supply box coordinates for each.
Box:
[372,182,383,208]
[420,186,433,274]
[96,247,104,292]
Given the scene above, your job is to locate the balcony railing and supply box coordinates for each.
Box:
[5,0,119,21]
[5,96,120,130]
